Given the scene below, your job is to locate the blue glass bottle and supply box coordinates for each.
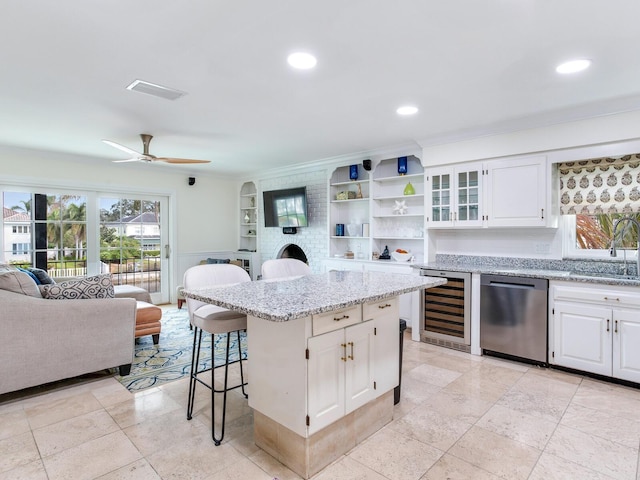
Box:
[397,156,408,175]
[349,164,358,181]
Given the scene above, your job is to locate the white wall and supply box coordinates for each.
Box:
[421,110,640,167]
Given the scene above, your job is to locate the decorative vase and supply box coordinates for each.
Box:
[397,156,408,175]
[404,182,415,195]
[349,164,358,181]
[244,212,250,223]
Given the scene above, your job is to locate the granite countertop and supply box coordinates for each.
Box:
[413,262,640,287]
[183,270,446,322]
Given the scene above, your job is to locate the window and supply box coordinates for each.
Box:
[12,243,30,255]
[2,191,87,272]
[2,185,169,303]
[559,154,640,261]
[564,213,640,260]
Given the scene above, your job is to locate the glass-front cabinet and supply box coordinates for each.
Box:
[426,162,483,228]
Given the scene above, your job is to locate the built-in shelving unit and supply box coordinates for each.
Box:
[239,181,258,252]
[329,164,370,259]
[371,156,425,261]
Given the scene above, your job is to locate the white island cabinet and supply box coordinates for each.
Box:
[183,270,445,479]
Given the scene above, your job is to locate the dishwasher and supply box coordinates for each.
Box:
[480,274,548,365]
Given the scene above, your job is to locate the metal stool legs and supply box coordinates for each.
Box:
[186,327,248,445]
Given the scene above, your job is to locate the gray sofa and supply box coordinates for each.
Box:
[0,287,136,395]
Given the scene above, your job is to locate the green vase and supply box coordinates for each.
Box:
[403,182,415,195]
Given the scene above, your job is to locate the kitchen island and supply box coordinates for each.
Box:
[184,270,446,478]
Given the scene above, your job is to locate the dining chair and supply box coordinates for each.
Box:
[183,263,250,445]
[260,258,311,280]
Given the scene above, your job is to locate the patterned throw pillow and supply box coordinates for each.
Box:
[40,274,115,300]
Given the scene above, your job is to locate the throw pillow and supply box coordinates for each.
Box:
[40,274,115,300]
[0,263,18,274]
[206,258,231,264]
[0,270,41,297]
[17,267,41,285]
[28,267,56,285]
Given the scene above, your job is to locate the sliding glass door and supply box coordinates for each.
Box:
[99,196,168,304]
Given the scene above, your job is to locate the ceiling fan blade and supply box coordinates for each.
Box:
[155,157,211,164]
[112,158,144,163]
[102,139,144,157]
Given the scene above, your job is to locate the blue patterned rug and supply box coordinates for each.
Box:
[116,308,247,392]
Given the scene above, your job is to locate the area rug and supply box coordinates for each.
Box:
[116,307,247,392]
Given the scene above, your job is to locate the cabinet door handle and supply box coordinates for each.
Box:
[378,303,392,309]
[604,297,620,302]
[615,320,618,334]
[341,343,347,362]
[541,208,544,220]
[607,319,610,332]
[348,341,354,360]
[334,314,350,322]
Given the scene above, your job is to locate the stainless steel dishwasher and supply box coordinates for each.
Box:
[480,274,548,364]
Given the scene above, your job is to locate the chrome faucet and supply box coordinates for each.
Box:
[610,215,640,276]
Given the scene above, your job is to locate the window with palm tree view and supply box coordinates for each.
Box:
[2,190,162,293]
[573,213,640,260]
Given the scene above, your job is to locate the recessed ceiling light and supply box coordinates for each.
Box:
[396,106,418,116]
[287,52,317,70]
[556,59,591,74]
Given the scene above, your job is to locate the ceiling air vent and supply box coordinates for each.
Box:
[126,80,186,101]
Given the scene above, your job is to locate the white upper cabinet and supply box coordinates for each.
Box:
[425,154,556,229]
[485,155,554,228]
[426,162,483,228]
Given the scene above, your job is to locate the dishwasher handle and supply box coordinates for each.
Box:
[481,274,548,291]
[486,281,537,290]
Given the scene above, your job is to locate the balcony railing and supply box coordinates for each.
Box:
[11,258,161,293]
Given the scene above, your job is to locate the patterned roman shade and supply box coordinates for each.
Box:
[559,154,640,215]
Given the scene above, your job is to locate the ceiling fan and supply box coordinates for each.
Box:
[102,134,211,164]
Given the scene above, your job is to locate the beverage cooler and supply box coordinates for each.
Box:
[419,269,471,352]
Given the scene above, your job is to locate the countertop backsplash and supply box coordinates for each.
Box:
[424,254,637,277]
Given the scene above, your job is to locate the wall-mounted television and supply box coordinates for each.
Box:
[263,187,309,228]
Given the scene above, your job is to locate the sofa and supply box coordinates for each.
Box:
[0,269,137,395]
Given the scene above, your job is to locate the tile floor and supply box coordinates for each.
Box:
[2,331,640,479]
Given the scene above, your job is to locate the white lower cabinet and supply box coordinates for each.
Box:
[551,282,640,383]
[307,297,399,435]
[307,321,375,433]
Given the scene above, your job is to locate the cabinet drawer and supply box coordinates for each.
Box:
[312,305,361,336]
[363,297,398,321]
[553,285,640,308]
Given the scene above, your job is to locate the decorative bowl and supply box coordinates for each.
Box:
[391,251,412,262]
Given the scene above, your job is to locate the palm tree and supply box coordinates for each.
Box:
[66,202,86,260]
[10,199,31,214]
[576,214,640,250]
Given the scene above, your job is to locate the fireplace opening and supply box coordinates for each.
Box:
[277,244,308,264]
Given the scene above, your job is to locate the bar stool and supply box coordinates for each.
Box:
[261,258,311,280]
[183,264,250,445]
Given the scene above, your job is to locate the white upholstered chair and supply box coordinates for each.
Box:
[260,258,311,280]
[183,263,251,445]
